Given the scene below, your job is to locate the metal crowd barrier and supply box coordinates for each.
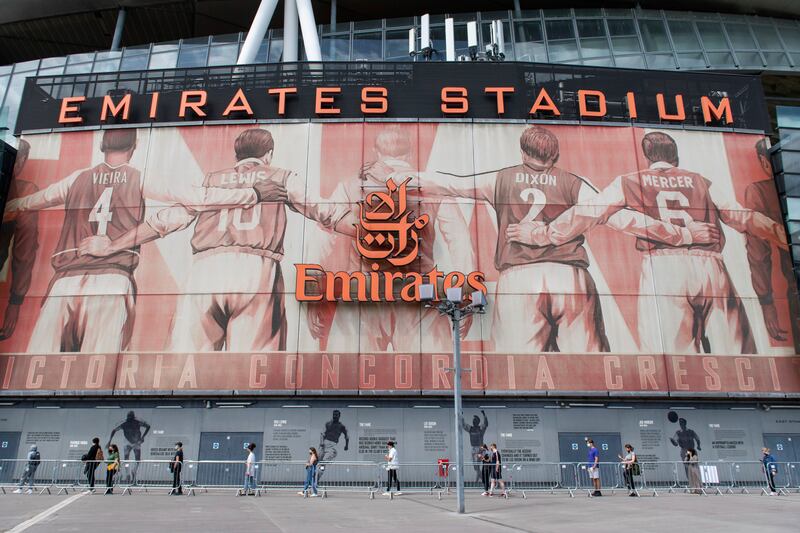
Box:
[1,458,797,498]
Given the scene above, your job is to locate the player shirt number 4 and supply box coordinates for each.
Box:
[55,162,144,275]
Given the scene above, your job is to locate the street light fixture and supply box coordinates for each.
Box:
[420,283,486,514]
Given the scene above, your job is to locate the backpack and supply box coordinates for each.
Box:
[631,461,641,476]
[95,448,104,461]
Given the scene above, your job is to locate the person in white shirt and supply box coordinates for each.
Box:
[383,441,401,496]
[243,442,257,496]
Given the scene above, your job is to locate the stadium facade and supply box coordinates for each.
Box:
[1,1,800,471]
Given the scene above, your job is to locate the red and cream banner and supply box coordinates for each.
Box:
[0,121,798,395]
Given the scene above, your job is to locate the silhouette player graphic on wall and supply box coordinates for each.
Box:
[462,410,489,482]
[107,411,151,483]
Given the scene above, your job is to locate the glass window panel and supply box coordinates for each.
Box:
[12,60,39,73]
[352,31,382,60]
[0,75,9,108]
[212,33,240,43]
[148,53,177,70]
[677,53,706,68]
[40,57,66,69]
[638,19,670,52]
[607,18,636,36]
[792,244,800,263]
[576,19,605,38]
[547,40,580,63]
[784,175,800,198]
[791,52,800,65]
[177,42,208,67]
[149,46,178,70]
[575,8,603,17]
[645,53,676,69]
[763,51,790,67]
[736,51,763,67]
[253,40,269,63]
[751,24,783,50]
[613,54,645,68]
[725,23,756,49]
[582,57,613,66]
[667,21,701,50]
[778,26,800,51]
[787,197,800,219]
[322,34,351,61]
[0,65,11,76]
[65,61,92,74]
[268,36,283,63]
[580,37,610,58]
[605,9,633,17]
[611,36,641,53]
[514,21,546,62]
[543,9,572,19]
[696,22,729,49]
[37,66,64,76]
[545,19,575,40]
[208,43,238,66]
[706,51,736,67]
[481,22,513,57]
[354,19,381,31]
[121,46,150,71]
[92,59,121,73]
[2,73,29,135]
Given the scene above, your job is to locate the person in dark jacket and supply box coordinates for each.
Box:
[83,437,102,493]
[762,447,778,495]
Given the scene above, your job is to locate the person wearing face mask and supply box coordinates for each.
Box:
[105,444,120,495]
[170,442,184,495]
[299,447,319,497]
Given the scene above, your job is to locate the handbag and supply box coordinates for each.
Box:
[632,462,641,476]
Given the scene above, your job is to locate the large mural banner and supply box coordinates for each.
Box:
[0,122,798,394]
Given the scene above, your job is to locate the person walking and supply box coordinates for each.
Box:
[170,442,184,495]
[243,442,257,496]
[299,447,319,497]
[13,445,41,494]
[619,444,638,496]
[685,448,702,494]
[480,444,492,496]
[587,439,602,497]
[383,441,401,496]
[762,447,778,495]
[488,443,507,497]
[82,437,103,493]
[105,444,120,494]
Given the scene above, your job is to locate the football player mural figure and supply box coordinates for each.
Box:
[317,409,349,479]
[0,139,38,340]
[745,139,800,349]
[107,410,151,483]
[378,126,711,353]
[510,131,788,354]
[308,125,474,353]
[4,129,279,353]
[79,128,357,352]
[462,410,489,482]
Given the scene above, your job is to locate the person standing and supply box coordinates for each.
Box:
[383,441,401,496]
[685,448,702,494]
[487,443,507,497]
[82,437,103,493]
[105,444,120,495]
[243,442,257,496]
[170,442,184,495]
[762,447,778,495]
[587,439,601,497]
[480,444,492,496]
[13,444,41,494]
[619,444,637,497]
[299,447,319,497]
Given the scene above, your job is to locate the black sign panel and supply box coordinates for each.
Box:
[15,61,769,133]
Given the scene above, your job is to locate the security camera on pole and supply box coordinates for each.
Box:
[420,284,486,514]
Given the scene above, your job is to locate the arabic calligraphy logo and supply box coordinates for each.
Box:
[356,177,429,268]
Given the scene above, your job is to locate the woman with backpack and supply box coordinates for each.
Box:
[619,444,638,496]
[105,444,120,494]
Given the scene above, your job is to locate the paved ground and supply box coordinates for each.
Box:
[0,490,798,532]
